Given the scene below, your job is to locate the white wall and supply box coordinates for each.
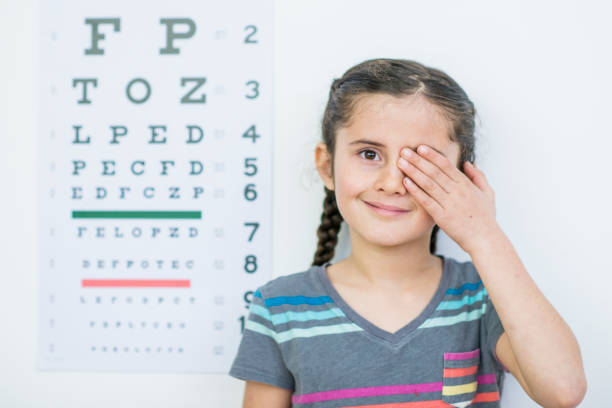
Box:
[1,0,610,406]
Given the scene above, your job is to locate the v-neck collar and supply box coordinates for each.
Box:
[317,254,452,346]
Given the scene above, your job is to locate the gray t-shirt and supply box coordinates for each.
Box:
[229,255,508,407]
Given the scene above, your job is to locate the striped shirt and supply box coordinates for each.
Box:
[229,255,508,407]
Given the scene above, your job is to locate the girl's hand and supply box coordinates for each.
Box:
[397,145,500,254]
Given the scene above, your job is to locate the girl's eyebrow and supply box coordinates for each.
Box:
[349,139,386,147]
[349,139,447,157]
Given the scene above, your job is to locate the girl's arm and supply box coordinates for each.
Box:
[242,380,292,408]
[396,145,586,406]
[470,227,587,408]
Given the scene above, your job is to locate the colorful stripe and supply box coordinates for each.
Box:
[254,289,334,306]
[442,381,477,396]
[249,304,346,325]
[476,374,496,385]
[446,281,482,295]
[292,381,442,404]
[443,365,478,377]
[339,392,500,408]
[436,288,487,310]
[265,294,334,307]
[245,320,362,343]
[341,400,450,408]
[244,319,276,339]
[473,391,501,402]
[419,303,487,329]
[292,375,498,405]
[247,292,358,343]
[444,349,480,360]
[249,278,490,343]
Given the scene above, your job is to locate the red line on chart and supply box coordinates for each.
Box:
[82,279,191,288]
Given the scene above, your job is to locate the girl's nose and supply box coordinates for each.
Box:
[374,160,408,194]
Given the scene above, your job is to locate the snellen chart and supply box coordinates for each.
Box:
[38,0,273,373]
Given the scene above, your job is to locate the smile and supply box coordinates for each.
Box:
[363,200,412,216]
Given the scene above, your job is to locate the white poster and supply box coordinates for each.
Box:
[37,0,273,373]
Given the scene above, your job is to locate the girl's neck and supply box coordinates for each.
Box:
[334,239,442,292]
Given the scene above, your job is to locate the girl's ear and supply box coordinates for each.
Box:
[314,142,335,191]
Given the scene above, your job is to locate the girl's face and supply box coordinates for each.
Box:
[316,93,461,248]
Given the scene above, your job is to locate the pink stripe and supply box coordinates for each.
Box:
[292,373,498,404]
[477,374,496,384]
[444,349,480,360]
[292,382,443,404]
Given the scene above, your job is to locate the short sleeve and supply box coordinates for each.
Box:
[228,286,295,391]
[481,290,510,373]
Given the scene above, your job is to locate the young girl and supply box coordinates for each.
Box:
[229,59,586,407]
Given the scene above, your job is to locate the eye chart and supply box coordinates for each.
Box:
[37,0,273,373]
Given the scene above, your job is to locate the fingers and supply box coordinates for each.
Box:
[463,161,490,193]
[411,145,462,183]
[403,174,445,215]
[398,147,456,194]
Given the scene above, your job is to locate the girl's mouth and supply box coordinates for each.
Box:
[363,200,411,216]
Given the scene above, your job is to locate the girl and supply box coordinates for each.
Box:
[229,59,586,407]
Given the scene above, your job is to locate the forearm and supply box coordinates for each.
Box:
[468,226,586,407]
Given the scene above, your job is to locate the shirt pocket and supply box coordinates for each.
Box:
[441,347,480,408]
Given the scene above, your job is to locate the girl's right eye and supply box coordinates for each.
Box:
[358,149,380,161]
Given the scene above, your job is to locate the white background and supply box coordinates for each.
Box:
[1,0,610,406]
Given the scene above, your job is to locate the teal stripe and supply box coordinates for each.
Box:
[276,323,363,343]
[245,319,277,339]
[250,304,346,325]
[245,320,362,343]
[447,280,482,295]
[436,288,487,310]
[419,302,488,329]
[265,295,333,307]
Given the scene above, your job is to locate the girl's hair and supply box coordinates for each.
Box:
[312,58,477,266]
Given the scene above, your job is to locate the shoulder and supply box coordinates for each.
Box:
[441,255,488,298]
[255,263,327,301]
[445,256,482,285]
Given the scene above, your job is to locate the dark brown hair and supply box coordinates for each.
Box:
[312,58,477,266]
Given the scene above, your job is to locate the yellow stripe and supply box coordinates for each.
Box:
[442,381,477,396]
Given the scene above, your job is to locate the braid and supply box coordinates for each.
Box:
[312,186,344,266]
[430,224,439,255]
